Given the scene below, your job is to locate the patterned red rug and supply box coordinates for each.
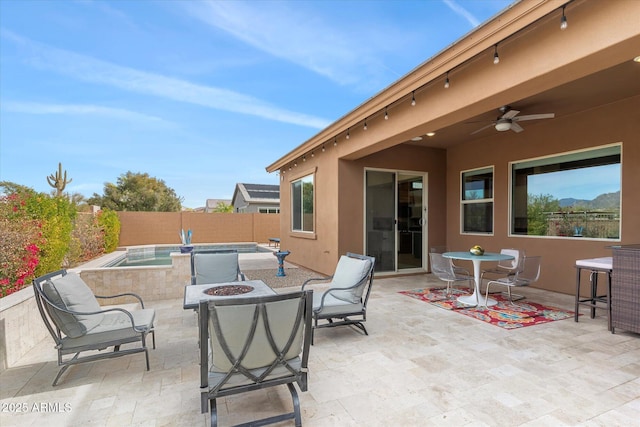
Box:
[399,287,575,329]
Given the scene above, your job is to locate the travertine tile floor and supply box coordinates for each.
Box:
[1,273,639,427]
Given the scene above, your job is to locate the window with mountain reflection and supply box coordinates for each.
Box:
[510,144,621,239]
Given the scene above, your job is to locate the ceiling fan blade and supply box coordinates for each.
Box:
[513,113,555,122]
[470,123,495,135]
[501,109,520,119]
[510,122,524,133]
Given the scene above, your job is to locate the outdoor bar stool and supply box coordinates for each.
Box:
[575,257,612,330]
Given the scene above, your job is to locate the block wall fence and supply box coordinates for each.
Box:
[117,212,280,246]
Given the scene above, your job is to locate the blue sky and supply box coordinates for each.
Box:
[0,0,513,209]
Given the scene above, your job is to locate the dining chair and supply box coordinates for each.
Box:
[429,252,473,297]
[483,255,542,308]
[430,246,470,277]
[481,248,525,298]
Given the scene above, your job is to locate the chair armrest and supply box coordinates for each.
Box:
[301,276,332,289]
[96,292,146,308]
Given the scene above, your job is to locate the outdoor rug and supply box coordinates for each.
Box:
[399,287,575,329]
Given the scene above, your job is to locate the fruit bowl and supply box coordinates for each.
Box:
[469,245,485,256]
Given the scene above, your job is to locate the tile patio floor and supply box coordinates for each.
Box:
[1,272,639,426]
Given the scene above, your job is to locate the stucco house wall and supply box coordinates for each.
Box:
[268,0,640,292]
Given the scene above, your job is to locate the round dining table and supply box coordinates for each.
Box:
[442,251,515,307]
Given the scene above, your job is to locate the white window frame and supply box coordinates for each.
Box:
[291,172,315,234]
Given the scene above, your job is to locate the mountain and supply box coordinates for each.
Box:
[559,191,620,210]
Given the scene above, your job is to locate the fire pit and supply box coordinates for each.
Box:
[203,284,254,296]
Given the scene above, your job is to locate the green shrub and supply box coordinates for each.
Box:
[67,213,104,266]
[98,208,120,252]
[23,193,76,275]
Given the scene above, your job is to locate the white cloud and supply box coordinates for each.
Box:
[182,1,387,87]
[443,0,481,27]
[2,101,168,123]
[1,29,329,129]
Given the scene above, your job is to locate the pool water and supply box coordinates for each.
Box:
[106,244,271,267]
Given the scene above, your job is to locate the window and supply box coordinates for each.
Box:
[461,167,493,234]
[511,144,621,239]
[291,174,314,232]
[258,207,280,214]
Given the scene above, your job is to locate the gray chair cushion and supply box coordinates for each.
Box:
[43,272,104,338]
[313,292,363,316]
[195,252,240,284]
[327,256,372,304]
[60,309,155,350]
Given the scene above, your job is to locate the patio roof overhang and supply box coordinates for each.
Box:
[266,0,640,173]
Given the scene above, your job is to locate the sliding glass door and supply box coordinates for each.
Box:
[365,170,426,273]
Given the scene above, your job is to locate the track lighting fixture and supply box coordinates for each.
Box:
[322,144,325,152]
[346,128,350,139]
[334,137,337,146]
[560,6,568,30]
[384,107,388,120]
[364,120,368,130]
[493,45,500,64]
[411,91,416,106]
[311,151,315,157]
[294,161,297,167]
[302,155,306,162]
[444,72,450,89]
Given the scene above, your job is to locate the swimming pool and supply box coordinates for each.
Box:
[103,243,272,267]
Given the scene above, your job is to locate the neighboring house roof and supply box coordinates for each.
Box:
[232,183,280,208]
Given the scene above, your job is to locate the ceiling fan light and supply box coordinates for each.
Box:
[495,121,512,132]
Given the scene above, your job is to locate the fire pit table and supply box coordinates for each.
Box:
[183,280,277,310]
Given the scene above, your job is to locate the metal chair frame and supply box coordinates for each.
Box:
[33,269,155,386]
[199,291,313,427]
[301,253,375,343]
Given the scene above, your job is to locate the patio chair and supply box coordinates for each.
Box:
[429,252,473,296]
[190,249,246,285]
[483,255,542,307]
[430,246,470,277]
[481,248,525,299]
[199,290,313,427]
[33,269,156,386]
[301,252,375,342]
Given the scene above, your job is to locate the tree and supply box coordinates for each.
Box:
[88,171,182,212]
[527,193,561,235]
[212,201,233,213]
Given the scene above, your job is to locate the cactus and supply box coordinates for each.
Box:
[47,162,72,196]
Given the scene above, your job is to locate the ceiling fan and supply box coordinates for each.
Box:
[470,105,555,135]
